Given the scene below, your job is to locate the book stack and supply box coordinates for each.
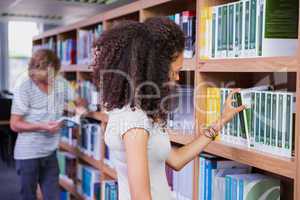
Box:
[57,38,77,65]
[168,11,196,58]
[101,180,118,200]
[172,161,194,200]
[79,123,103,160]
[57,151,77,184]
[77,24,103,65]
[60,189,72,200]
[199,153,280,200]
[77,164,101,200]
[206,87,296,158]
[200,0,298,59]
[168,85,194,135]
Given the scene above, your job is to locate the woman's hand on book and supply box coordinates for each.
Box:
[221,88,246,125]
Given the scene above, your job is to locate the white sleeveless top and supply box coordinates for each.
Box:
[104,105,172,200]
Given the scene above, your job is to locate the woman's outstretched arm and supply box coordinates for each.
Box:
[166,89,245,171]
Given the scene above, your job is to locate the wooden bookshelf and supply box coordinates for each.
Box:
[34,0,300,199]
[59,178,83,200]
[59,142,77,155]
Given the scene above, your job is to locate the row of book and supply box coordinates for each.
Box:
[77,25,103,65]
[79,123,103,161]
[77,163,118,200]
[60,123,78,147]
[199,153,280,200]
[207,86,295,158]
[167,85,194,135]
[166,161,194,200]
[168,11,196,59]
[77,80,99,111]
[200,0,298,59]
[57,38,77,65]
[32,37,57,53]
[57,151,77,184]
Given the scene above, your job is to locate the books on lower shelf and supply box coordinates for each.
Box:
[77,164,101,200]
[200,0,298,59]
[101,180,118,200]
[77,24,103,65]
[198,153,280,200]
[172,161,194,200]
[168,11,196,59]
[207,87,296,158]
[57,151,77,184]
[57,38,77,65]
[79,123,103,160]
[60,189,72,200]
[168,85,194,135]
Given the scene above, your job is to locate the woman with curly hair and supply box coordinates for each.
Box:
[92,18,244,200]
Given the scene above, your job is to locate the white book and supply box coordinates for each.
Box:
[227,2,236,57]
[211,6,218,58]
[243,0,251,57]
[248,0,259,57]
[216,6,223,58]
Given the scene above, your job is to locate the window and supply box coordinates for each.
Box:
[8,21,39,92]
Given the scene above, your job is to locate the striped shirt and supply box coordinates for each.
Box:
[11,75,76,160]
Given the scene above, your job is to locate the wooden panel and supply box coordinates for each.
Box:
[103,1,141,21]
[294,72,300,200]
[60,64,93,72]
[182,58,196,71]
[198,57,299,72]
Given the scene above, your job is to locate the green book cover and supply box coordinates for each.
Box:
[239,2,244,54]
[271,93,277,148]
[264,0,298,39]
[228,4,235,56]
[255,92,260,145]
[260,92,266,145]
[278,94,283,149]
[217,7,223,56]
[235,2,240,57]
[244,1,250,51]
[249,0,257,52]
[258,0,264,56]
[212,10,217,58]
[222,5,228,57]
[250,93,255,147]
[266,93,272,146]
[284,93,293,157]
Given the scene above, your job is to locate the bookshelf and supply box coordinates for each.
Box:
[33,0,300,199]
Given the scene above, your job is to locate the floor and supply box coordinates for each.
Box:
[0,160,20,200]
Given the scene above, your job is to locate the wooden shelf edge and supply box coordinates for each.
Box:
[60,65,93,72]
[198,56,299,72]
[181,58,196,71]
[59,142,77,155]
[101,162,117,180]
[76,149,102,171]
[59,178,83,199]
[205,141,296,179]
[168,133,295,179]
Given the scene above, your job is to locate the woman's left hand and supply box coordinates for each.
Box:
[221,88,246,125]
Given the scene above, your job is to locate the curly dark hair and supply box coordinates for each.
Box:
[93,18,185,123]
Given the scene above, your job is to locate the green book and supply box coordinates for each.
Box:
[265,93,272,149]
[228,3,235,57]
[271,93,277,150]
[254,92,260,148]
[217,6,223,58]
[277,94,284,149]
[222,5,228,57]
[244,0,250,56]
[260,92,266,148]
[249,0,258,56]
